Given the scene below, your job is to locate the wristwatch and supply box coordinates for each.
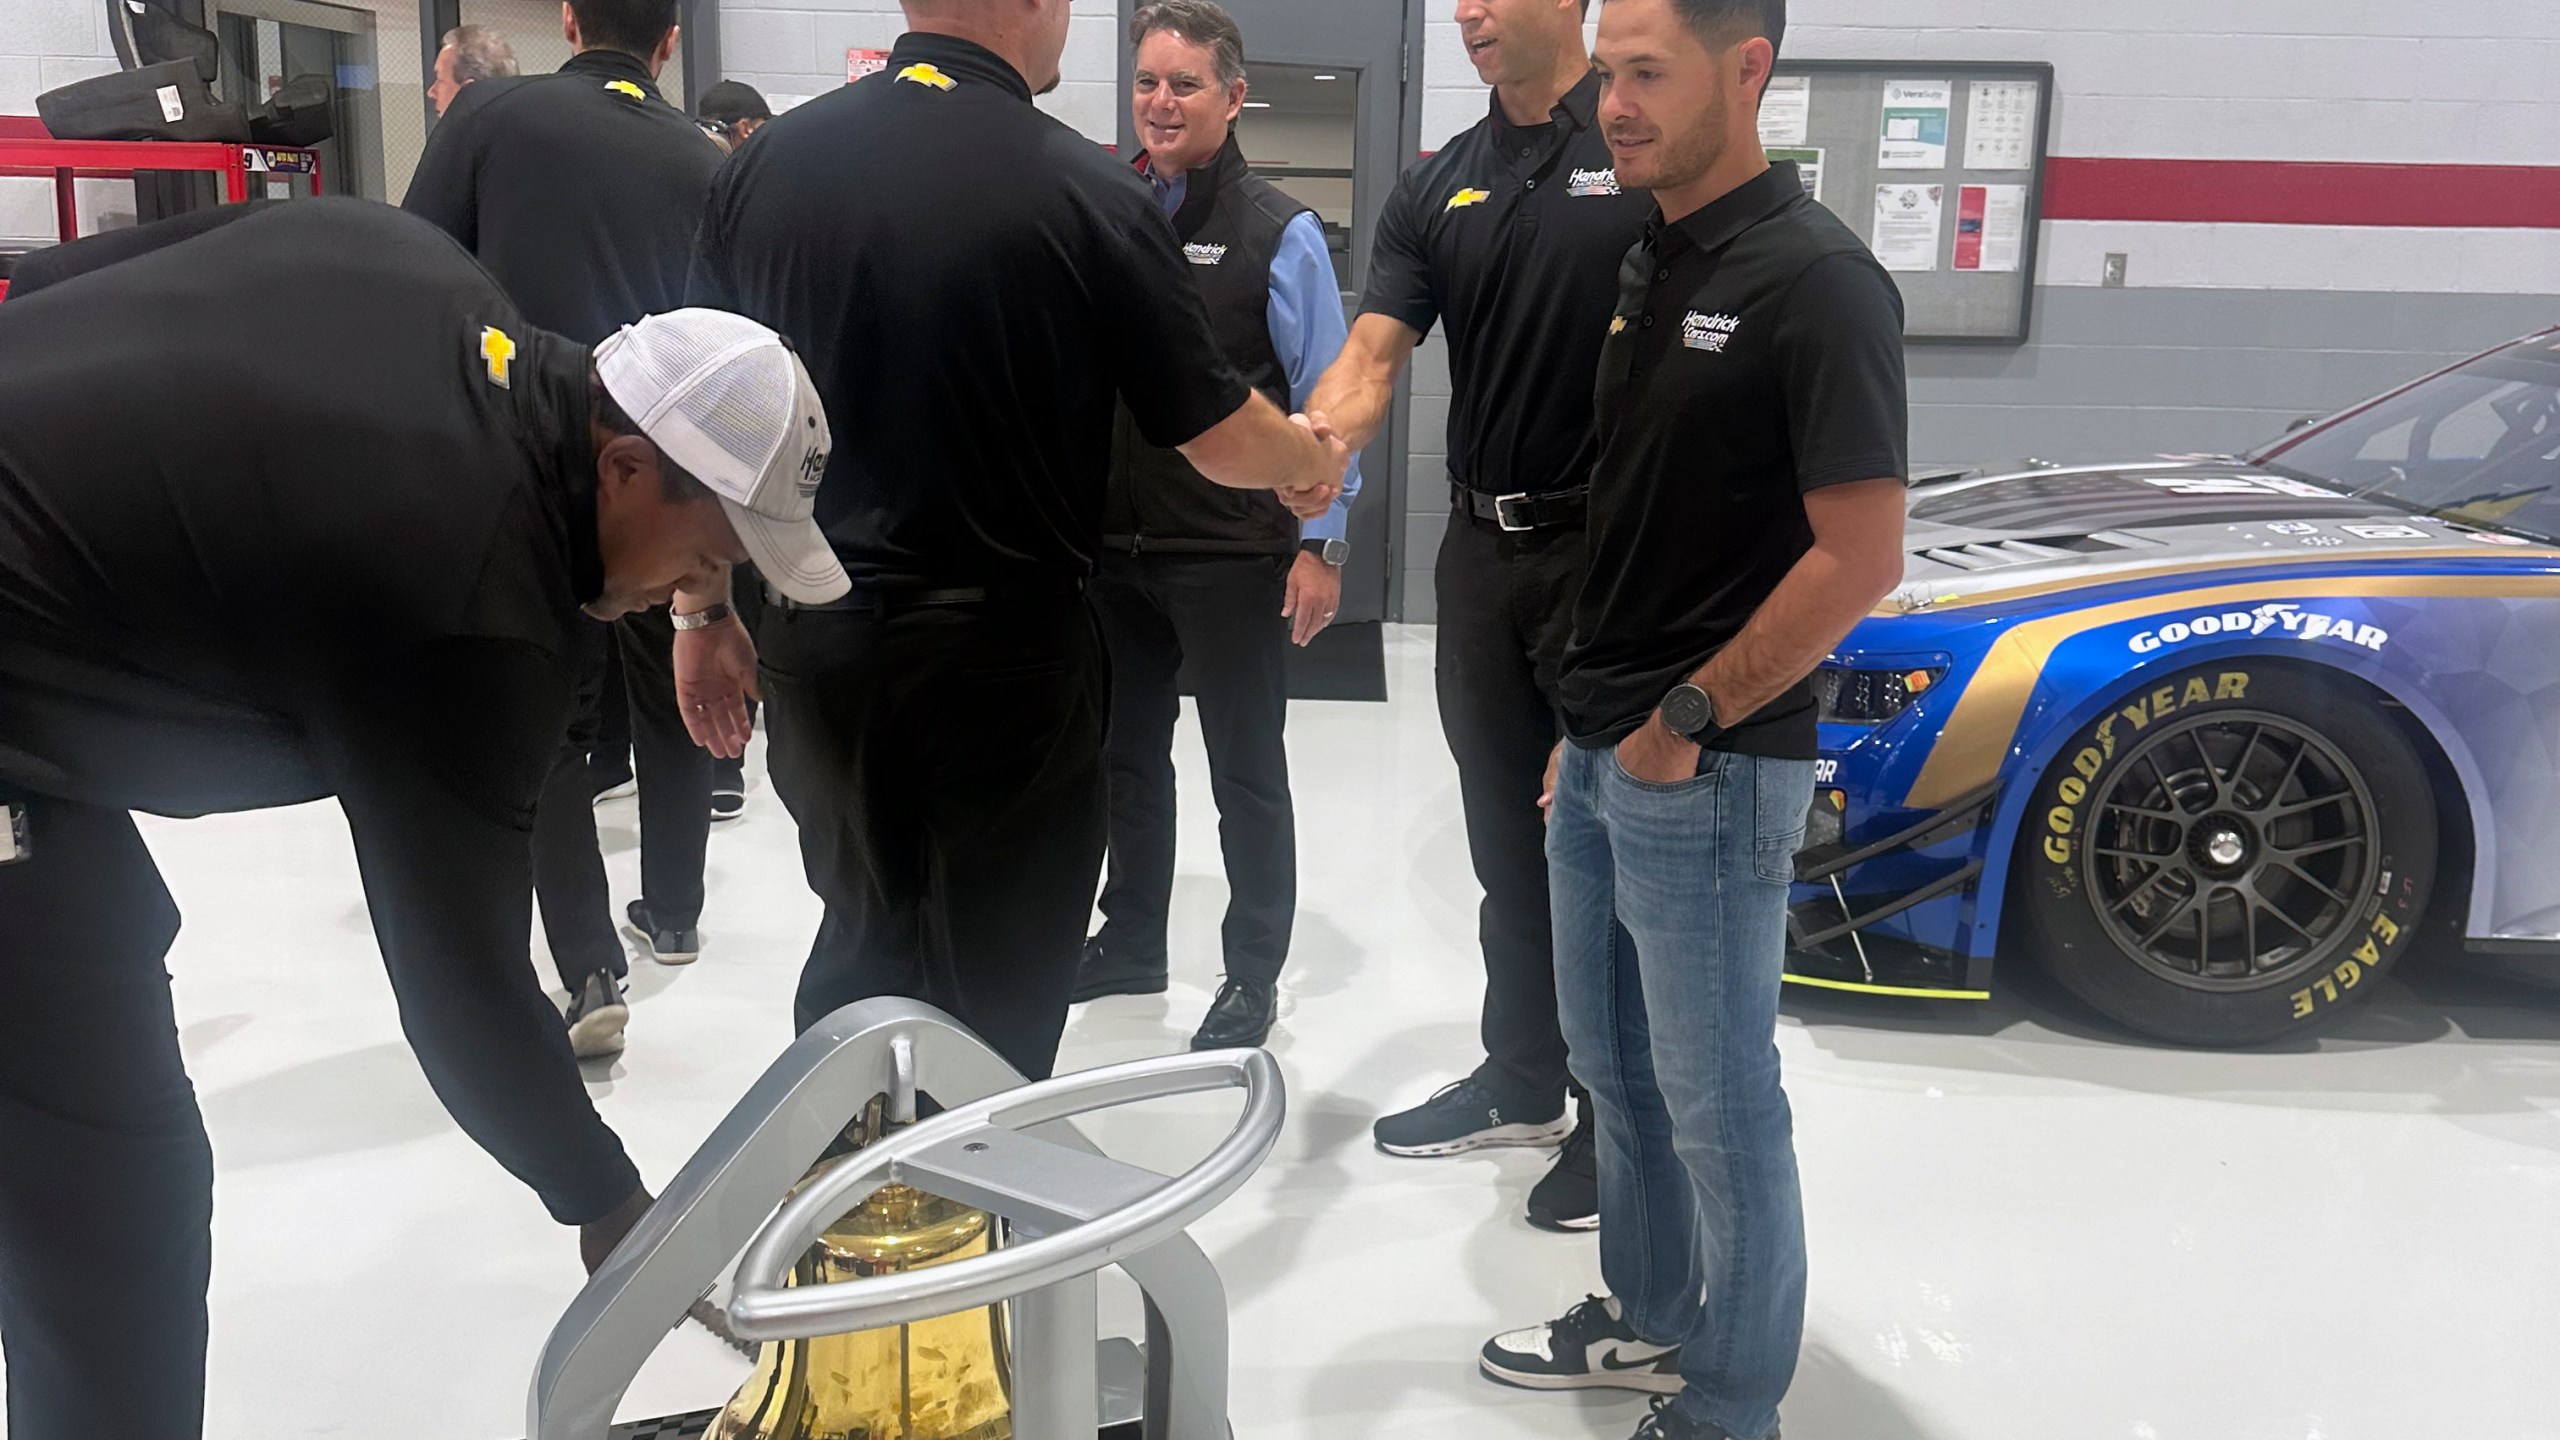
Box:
[670,602,735,632]
[1660,683,1724,744]
[1301,538,1350,567]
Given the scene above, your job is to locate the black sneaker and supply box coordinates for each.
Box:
[564,971,630,1060]
[1633,1396,1756,1440]
[709,783,746,824]
[1373,1074,1571,1157]
[1479,1294,1680,1395]
[1527,1103,1599,1232]
[624,899,700,965]
[1072,935,1168,1003]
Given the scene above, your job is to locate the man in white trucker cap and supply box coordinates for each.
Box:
[0,200,835,1440]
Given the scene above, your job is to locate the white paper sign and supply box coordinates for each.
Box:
[1759,75,1811,147]
[1878,80,1951,169]
[1873,184,1945,271]
[1963,79,2040,171]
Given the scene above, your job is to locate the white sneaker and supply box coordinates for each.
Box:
[565,971,629,1059]
[1480,1295,1682,1395]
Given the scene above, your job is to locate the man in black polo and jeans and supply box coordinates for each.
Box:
[1473,3,1909,1436]
[406,0,727,1047]
[683,0,1349,1082]
[1308,0,1650,1232]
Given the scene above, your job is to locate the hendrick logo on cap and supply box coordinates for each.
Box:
[797,445,826,498]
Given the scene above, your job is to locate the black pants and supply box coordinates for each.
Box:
[761,595,1108,1081]
[1435,512,1588,1110]
[1091,552,1296,984]
[530,609,712,988]
[0,793,212,1440]
[714,573,768,795]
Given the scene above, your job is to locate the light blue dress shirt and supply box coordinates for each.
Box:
[1151,170,1365,546]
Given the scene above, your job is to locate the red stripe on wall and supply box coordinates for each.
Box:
[2042,157,2560,229]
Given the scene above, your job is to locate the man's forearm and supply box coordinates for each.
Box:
[1695,543,1901,727]
[1181,394,1334,493]
[673,564,733,615]
[1306,362,1395,454]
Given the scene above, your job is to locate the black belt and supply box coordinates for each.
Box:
[767,578,1085,613]
[1452,483,1588,533]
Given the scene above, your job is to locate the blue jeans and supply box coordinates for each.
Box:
[1548,741,1815,1440]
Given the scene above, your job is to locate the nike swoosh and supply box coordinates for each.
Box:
[1598,1347,1670,1371]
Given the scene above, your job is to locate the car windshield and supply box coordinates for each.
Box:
[2253,333,2560,540]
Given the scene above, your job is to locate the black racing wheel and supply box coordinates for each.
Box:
[2012,660,2436,1045]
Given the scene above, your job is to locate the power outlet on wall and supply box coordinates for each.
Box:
[2102,253,2129,288]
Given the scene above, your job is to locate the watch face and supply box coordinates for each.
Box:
[1662,685,1712,736]
[1324,539,1351,566]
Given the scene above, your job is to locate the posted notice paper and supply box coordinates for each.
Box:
[1769,147,1824,203]
[1873,184,1945,272]
[1953,184,2027,273]
[1759,75,1811,146]
[1963,79,2040,171]
[1878,80,1951,169]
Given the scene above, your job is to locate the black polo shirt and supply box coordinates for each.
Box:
[0,199,642,1225]
[404,48,721,344]
[1560,162,1909,756]
[687,33,1250,589]
[1359,70,1652,498]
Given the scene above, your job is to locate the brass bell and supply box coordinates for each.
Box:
[711,1099,1012,1440]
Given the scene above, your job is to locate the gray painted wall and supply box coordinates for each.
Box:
[1395,288,2551,624]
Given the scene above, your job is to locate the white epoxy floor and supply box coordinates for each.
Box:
[7,626,2560,1440]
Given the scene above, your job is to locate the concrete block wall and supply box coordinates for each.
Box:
[714,0,1123,140]
[1,0,127,246]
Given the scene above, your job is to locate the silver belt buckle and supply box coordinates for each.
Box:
[1493,492,1535,532]
[2,801,27,867]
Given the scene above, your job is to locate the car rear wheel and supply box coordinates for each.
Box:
[2012,661,2435,1044]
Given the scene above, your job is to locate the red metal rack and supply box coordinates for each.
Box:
[1,116,322,300]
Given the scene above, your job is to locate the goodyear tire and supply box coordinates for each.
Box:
[2013,660,2434,1045]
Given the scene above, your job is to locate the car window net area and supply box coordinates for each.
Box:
[2258,339,2560,540]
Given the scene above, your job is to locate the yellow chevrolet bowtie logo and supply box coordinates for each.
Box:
[604,79,646,100]
[1609,315,1628,336]
[897,63,957,91]
[480,326,517,389]
[1446,188,1492,212]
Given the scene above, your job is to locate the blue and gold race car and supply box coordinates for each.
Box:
[1794,326,2560,1043]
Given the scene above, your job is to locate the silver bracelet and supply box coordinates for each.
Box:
[670,602,734,632]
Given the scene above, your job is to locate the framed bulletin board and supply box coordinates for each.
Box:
[1761,59,2056,344]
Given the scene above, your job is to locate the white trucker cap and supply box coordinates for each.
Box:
[594,309,852,605]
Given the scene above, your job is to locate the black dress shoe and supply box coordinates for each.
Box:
[1072,935,1168,1003]
[1189,977,1277,1050]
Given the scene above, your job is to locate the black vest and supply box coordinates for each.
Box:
[1104,137,1314,556]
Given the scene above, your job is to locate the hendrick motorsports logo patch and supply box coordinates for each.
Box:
[1681,311,1741,353]
[1568,167,1622,197]
[1445,187,1492,212]
[2128,603,2388,656]
[1183,242,1228,267]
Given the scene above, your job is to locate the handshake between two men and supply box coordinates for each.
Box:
[1177,388,1355,522]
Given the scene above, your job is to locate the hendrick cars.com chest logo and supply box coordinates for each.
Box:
[2128,603,2389,655]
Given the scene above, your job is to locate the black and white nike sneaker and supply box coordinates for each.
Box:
[1479,1295,1681,1395]
[564,970,630,1060]
[1373,1073,1573,1157]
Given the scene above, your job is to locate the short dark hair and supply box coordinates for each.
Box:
[568,0,678,60]
[698,79,772,125]
[1667,0,1785,59]
[1130,0,1247,89]
[591,372,712,504]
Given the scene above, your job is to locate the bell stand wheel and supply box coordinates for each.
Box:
[523,998,1279,1440]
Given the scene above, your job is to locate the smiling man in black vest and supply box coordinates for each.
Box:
[1078,0,1365,1050]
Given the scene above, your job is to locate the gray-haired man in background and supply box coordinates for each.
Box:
[431,23,519,117]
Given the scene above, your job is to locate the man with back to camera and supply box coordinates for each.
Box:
[1304,0,1651,1233]
[1472,2,1910,1436]
[682,0,1350,1083]
[0,199,848,1440]
[1072,0,1367,1051]
[429,22,519,117]
[406,0,729,1053]
[698,78,774,150]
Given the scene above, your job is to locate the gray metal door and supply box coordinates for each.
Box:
[1117,0,1416,631]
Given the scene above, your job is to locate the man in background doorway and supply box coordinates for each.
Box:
[1306,0,1649,1234]
[430,23,520,117]
[405,0,726,1054]
[1075,0,1364,1051]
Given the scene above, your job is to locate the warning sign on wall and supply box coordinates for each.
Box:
[848,48,891,83]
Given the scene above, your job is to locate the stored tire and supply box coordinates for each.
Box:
[2012,660,2435,1045]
